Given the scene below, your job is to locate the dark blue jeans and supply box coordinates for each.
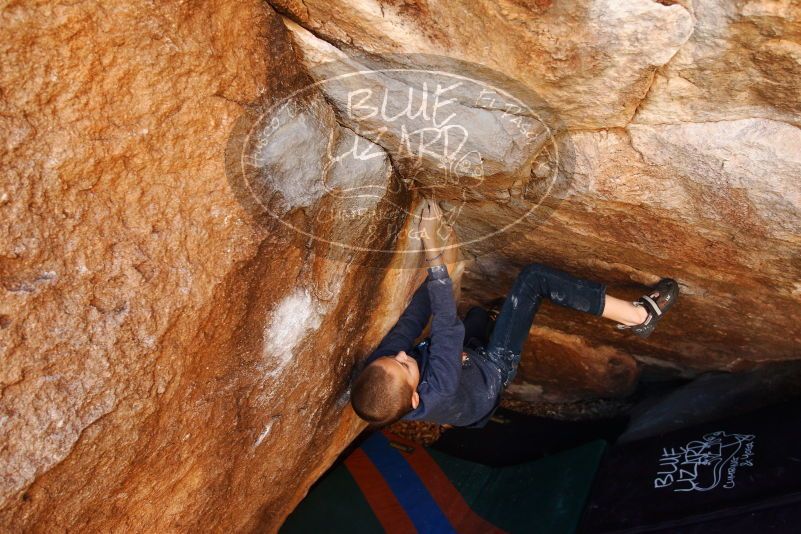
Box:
[483,263,606,387]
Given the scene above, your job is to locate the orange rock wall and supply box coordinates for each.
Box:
[2,0,800,531]
[274,0,801,400]
[0,1,420,531]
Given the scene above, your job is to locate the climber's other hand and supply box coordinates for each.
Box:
[419,200,445,251]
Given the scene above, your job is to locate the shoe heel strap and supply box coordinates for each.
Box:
[639,295,662,317]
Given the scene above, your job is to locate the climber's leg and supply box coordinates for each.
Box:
[484,263,606,386]
[602,294,648,326]
[462,306,492,350]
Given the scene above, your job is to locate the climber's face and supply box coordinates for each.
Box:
[390,350,420,385]
[374,350,420,409]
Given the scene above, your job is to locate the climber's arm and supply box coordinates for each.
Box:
[416,265,464,396]
[366,200,453,364]
[366,282,431,362]
[413,200,463,395]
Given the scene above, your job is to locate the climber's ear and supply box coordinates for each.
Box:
[411,390,420,410]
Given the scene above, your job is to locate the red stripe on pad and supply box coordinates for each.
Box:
[385,432,507,534]
[344,447,418,534]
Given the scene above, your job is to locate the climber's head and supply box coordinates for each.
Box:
[351,351,420,426]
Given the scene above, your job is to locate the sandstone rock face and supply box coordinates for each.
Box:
[273,0,696,128]
[272,0,801,400]
[634,1,801,126]
[2,0,800,532]
[0,1,420,531]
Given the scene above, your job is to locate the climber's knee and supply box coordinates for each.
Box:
[521,263,550,280]
[513,263,549,296]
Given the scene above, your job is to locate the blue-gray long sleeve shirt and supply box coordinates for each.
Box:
[365,267,502,428]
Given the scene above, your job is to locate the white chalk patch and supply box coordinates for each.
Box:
[510,295,518,309]
[254,420,275,447]
[262,289,324,376]
[253,106,327,210]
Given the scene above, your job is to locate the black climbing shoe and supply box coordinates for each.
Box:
[486,297,505,322]
[617,278,679,339]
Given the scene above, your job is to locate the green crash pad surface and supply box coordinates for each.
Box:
[281,433,606,534]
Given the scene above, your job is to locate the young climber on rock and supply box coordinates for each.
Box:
[350,201,679,428]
